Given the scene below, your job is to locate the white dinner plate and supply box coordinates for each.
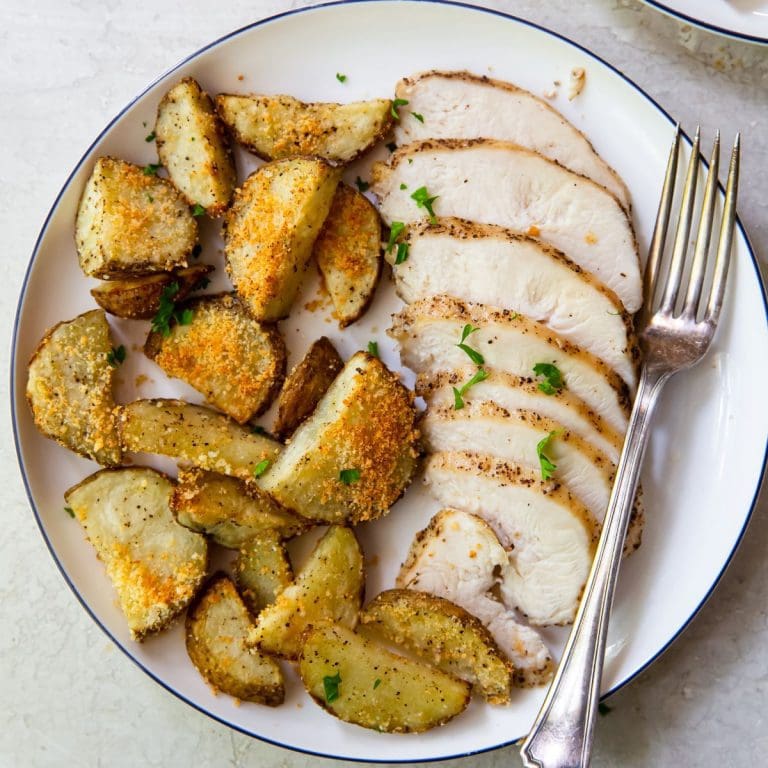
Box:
[640,0,768,45]
[12,1,768,762]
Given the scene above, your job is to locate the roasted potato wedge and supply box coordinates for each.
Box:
[360,590,513,704]
[299,623,471,733]
[65,467,207,640]
[155,77,236,216]
[224,158,340,320]
[234,530,294,614]
[171,468,307,547]
[314,184,382,328]
[259,352,419,524]
[186,574,284,705]
[119,399,281,480]
[145,293,286,423]
[26,309,121,465]
[75,156,196,278]
[215,93,393,165]
[249,526,364,659]
[272,336,343,441]
[90,264,213,319]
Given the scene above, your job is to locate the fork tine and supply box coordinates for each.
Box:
[660,127,700,314]
[683,132,720,318]
[643,125,680,315]
[706,133,740,324]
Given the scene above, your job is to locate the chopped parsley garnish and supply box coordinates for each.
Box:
[386,221,405,254]
[64,506,75,518]
[391,98,409,119]
[452,368,489,410]
[412,112,424,123]
[367,340,379,358]
[145,131,156,142]
[536,431,558,480]
[386,142,397,152]
[373,678,382,690]
[399,183,408,190]
[150,282,194,337]
[456,324,484,365]
[598,702,612,716]
[407,158,413,165]
[191,203,205,217]
[250,425,267,435]
[146,193,154,203]
[192,243,202,259]
[355,176,370,193]
[339,468,361,485]
[323,672,341,703]
[253,459,271,478]
[143,163,161,176]
[106,345,126,368]
[533,363,564,396]
[394,241,409,265]
[336,72,347,83]
[410,186,439,224]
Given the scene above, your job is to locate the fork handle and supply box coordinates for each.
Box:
[520,365,668,768]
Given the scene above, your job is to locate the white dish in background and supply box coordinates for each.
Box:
[11,1,768,762]
[640,0,768,45]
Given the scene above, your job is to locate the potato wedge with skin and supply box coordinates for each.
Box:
[272,336,343,441]
[26,309,121,465]
[314,184,382,328]
[75,157,196,278]
[90,264,213,319]
[65,467,207,640]
[215,93,393,165]
[145,294,286,423]
[225,158,341,321]
[155,77,236,216]
[186,574,284,705]
[119,399,281,480]
[259,352,419,524]
[234,530,294,614]
[360,590,513,705]
[249,526,364,659]
[300,623,471,733]
[171,468,307,547]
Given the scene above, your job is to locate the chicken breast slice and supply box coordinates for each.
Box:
[394,71,630,210]
[389,295,630,433]
[421,401,614,522]
[424,452,597,626]
[390,219,637,389]
[372,139,642,313]
[417,368,623,462]
[397,508,554,687]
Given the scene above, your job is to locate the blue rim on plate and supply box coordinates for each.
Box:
[11,0,768,762]
[641,0,768,46]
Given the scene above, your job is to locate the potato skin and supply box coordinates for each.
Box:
[144,293,287,423]
[224,158,341,321]
[90,264,213,319]
[26,309,121,465]
[273,336,343,441]
[314,184,382,328]
[75,156,196,278]
[186,574,284,705]
[299,623,471,733]
[215,93,393,165]
[155,77,237,216]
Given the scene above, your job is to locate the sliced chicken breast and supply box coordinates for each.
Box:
[394,71,630,210]
[390,219,637,388]
[389,296,630,433]
[372,139,642,313]
[397,508,554,687]
[417,368,623,462]
[421,401,614,521]
[424,452,597,626]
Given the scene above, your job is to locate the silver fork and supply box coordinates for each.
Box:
[519,126,741,768]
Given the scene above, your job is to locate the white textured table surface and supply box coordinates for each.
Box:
[2,2,767,766]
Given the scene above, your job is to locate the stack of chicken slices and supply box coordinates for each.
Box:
[372,71,644,688]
